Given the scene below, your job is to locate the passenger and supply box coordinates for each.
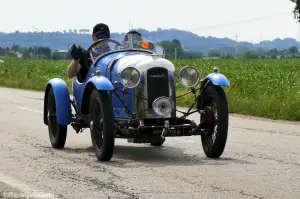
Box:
[123,30,154,50]
[67,23,110,81]
[124,30,142,41]
[123,30,142,48]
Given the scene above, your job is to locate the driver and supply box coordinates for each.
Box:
[67,23,111,80]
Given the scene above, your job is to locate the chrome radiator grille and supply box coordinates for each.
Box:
[146,67,170,110]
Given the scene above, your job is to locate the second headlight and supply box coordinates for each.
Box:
[179,66,200,88]
[119,67,141,88]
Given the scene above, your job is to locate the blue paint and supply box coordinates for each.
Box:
[86,76,114,90]
[204,72,230,87]
[68,50,169,120]
[72,78,86,115]
[95,51,139,68]
[107,53,150,119]
[71,51,140,116]
[45,78,72,125]
[110,81,135,118]
[72,68,113,115]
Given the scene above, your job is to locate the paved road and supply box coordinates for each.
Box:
[0,86,299,199]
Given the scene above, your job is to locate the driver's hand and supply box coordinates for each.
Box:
[70,44,85,60]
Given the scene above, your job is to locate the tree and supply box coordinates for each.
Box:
[244,51,258,59]
[181,51,203,59]
[0,47,4,56]
[11,44,20,52]
[289,46,298,54]
[290,0,300,22]
[266,48,278,57]
[208,50,221,57]
[172,39,181,46]
[158,39,184,59]
[158,40,177,58]
[38,47,52,58]
[221,53,233,59]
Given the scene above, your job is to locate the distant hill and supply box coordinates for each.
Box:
[0,28,299,53]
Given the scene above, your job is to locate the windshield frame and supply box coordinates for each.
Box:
[87,38,122,63]
[121,33,165,57]
[87,36,165,66]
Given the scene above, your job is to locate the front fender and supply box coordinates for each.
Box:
[86,76,114,91]
[203,72,230,87]
[44,78,72,126]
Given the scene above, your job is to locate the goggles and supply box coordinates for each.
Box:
[96,33,110,39]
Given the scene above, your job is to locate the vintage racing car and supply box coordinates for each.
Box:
[43,32,231,161]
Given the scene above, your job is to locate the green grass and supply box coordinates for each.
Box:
[0,58,72,90]
[1,57,300,121]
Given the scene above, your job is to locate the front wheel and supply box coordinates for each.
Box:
[150,137,165,146]
[200,84,228,158]
[89,89,115,161]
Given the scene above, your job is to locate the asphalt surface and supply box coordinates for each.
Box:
[0,86,299,199]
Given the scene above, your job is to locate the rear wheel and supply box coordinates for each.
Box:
[89,89,115,161]
[47,87,67,148]
[200,84,228,158]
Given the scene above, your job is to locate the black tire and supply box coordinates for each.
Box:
[200,84,228,158]
[150,137,165,146]
[89,89,115,161]
[47,87,67,148]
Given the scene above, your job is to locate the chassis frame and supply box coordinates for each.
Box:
[69,77,216,142]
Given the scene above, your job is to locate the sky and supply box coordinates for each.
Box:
[0,0,299,43]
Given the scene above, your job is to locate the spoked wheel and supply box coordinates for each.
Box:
[200,84,228,158]
[89,89,115,161]
[47,87,67,148]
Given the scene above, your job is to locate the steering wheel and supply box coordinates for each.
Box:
[84,38,121,69]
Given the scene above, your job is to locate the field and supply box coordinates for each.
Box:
[1,57,300,121]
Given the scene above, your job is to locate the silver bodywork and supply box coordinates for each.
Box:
[117,53,176,119]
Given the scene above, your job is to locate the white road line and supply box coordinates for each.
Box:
[16,106,43,114]
[0,172,58,198]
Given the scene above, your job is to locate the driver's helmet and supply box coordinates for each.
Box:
[124,30,142,48]
[92,23,110,40]
[124,30,142,41]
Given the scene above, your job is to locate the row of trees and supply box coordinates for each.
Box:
[0,45,71,60]
[207,45,299,59]
[13,29,90,35]
[157,39,300,59]
[158,39,204,59]
[1,39,299,60]
[156,0,300,60]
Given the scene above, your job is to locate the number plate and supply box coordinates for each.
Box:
[153,129,181,136]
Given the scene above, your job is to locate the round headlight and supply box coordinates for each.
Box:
[179,66,200,88]
[152,97,172,117]
[119,67,141,88]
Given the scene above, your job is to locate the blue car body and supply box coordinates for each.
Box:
[44,50,152,125]
[43,37,231,162]
[43,39,230,127]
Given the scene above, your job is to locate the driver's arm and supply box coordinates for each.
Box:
[67,59,82,78]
